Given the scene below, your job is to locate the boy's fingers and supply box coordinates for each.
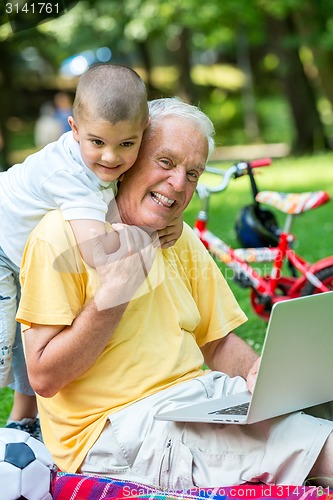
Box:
[160,238,177,249]
[113,224,155,254]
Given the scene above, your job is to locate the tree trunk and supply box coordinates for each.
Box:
[236,25,260,143]
[266,14,330,154]
[136,40,160,99]
[293,2,333,132]
[174,27,198,103]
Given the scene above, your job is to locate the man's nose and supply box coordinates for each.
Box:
[169,168,186,192]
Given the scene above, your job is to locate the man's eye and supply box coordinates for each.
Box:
[91,139,104,146]
[160,159,172,168]
[187,171,199,182]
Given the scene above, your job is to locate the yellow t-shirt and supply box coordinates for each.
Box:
[17,210,247,472]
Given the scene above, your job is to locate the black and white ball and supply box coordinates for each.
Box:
[0,428,54,500]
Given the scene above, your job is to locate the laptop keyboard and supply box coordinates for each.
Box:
[208,402,249,416]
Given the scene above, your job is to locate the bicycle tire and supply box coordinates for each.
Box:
[300,265,333,296]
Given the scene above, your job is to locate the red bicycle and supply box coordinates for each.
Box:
[194,159,333,320]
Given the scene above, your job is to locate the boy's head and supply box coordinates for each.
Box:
[69,63,149,184]
[72,63,148,125]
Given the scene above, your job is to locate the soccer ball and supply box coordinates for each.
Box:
[0,428,55,500]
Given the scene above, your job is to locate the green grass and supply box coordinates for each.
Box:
[1,153,333,427]
[0,388,14,426]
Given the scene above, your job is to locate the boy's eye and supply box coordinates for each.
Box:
[91,139,104,146]
[121,141,134,148]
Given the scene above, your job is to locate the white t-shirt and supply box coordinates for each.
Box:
[0,132,117,266]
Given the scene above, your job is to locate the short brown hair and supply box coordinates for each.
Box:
[73,63,148,125]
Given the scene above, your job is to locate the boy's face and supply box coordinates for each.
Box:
[69,116,148,183]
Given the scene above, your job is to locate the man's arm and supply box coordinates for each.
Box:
[201,332,259,383]
[24,298,127,398]
[22,224,155,398]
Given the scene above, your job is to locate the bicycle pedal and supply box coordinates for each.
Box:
[233,274,252,288]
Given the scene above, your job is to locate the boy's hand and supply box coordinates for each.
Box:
[158,215,183,248]
[91,224,158,310]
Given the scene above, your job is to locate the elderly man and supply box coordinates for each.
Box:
[17,98,333,489]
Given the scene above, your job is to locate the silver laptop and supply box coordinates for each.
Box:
[154,291,333,425]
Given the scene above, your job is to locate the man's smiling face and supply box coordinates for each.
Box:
[116,116,208,230]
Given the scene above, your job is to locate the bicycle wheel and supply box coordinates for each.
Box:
[300,265,333,296]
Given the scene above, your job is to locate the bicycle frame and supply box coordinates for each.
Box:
[194,162,333,320]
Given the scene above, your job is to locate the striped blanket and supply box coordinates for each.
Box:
[52,472,331,500]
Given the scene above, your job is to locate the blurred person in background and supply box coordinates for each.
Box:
[34,102,63,148]
[53,91,73,135]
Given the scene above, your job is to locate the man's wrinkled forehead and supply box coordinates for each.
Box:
[149,118,208,164]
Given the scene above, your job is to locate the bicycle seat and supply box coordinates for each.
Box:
[255,190,330,214]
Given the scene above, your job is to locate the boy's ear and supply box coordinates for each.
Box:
[68,116,79,142]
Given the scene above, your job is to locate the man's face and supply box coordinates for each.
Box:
[116,116,208,230]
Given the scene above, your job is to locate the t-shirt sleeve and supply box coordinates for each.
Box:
[40,170,116,222]
[175,224,247,347]
[17,222,88,328]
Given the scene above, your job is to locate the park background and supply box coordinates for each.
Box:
[0,0,333,423]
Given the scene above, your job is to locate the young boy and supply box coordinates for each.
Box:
[0,63,180,438]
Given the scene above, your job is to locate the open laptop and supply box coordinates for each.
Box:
[154,291,333,425]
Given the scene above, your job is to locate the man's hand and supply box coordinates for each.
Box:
[246,356,261,393]
[158,215,183,248]
[91,224,157,310]
[201,333,259,382]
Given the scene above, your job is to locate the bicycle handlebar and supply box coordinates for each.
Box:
[197,158,271,197]
[248,158,272,168]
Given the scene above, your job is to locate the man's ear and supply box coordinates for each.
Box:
[68,116,79,142]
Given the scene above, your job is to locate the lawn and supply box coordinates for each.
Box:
[1,152,333,426]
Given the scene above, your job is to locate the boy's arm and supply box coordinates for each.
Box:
[69,219,120,267]
[157,215,183,248]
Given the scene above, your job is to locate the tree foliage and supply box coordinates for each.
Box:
[1,0,333,165]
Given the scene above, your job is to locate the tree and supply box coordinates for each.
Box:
[265,13,330,152]
[292,0,333,119]
[257,0,333,152]
[0,6,63,169]
[2,0,333,157]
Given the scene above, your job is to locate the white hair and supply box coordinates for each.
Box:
[148,97,215,158]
